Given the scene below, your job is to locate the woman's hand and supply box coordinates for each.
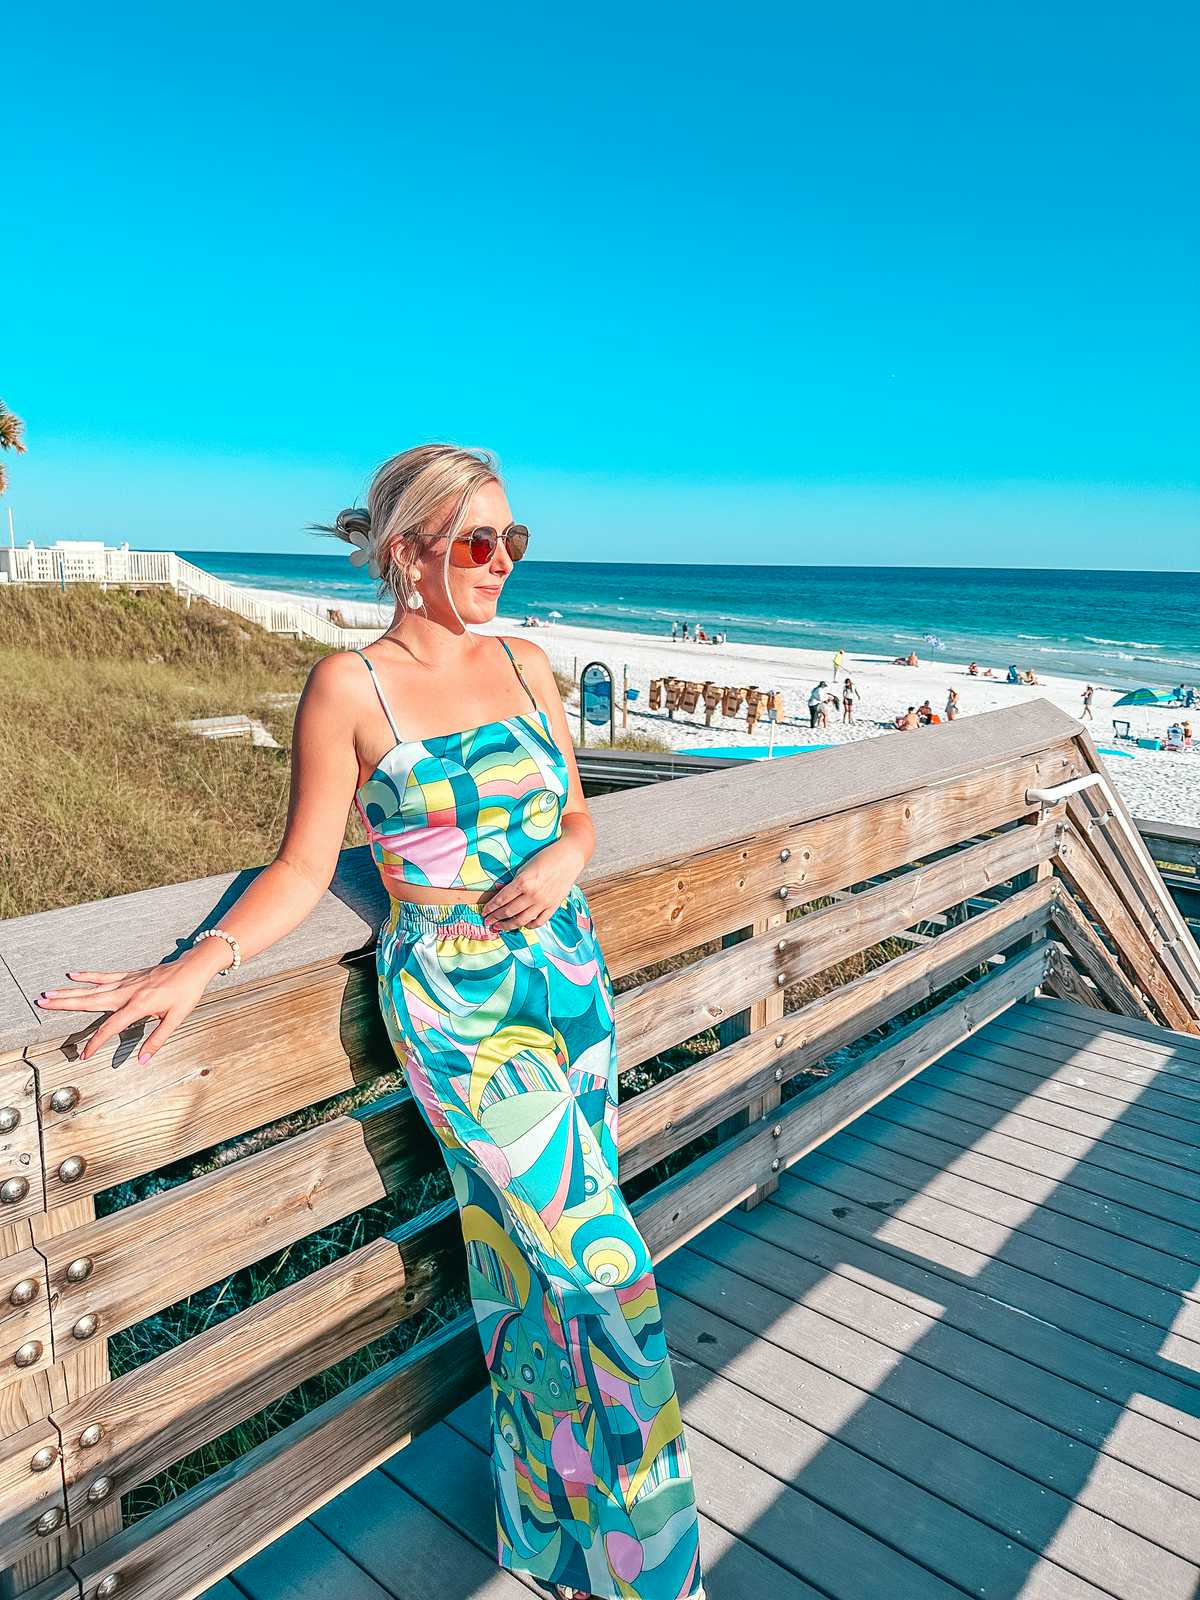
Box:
[480,839,584,932]
[35,947,226,1063]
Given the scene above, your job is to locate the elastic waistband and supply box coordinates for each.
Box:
[390,898,494,937]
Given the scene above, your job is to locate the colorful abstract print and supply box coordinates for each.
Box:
[355,708,568,893]
[376,887,705,1600]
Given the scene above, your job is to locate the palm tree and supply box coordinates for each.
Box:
[0,400,27,497]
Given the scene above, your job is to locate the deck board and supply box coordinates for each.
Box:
[218,997,1200,1598]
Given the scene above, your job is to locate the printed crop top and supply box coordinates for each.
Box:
[352,638,569,893]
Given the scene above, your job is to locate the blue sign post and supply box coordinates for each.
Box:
[579,661,614,746]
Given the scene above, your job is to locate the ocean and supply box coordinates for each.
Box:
[181,551,1200,692]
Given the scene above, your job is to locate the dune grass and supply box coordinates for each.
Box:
[0,585,356,917]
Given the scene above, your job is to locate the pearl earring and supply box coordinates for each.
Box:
[407,566,423,609]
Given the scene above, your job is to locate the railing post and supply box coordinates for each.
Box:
[713,908,788,1209]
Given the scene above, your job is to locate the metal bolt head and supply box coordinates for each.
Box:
[0,1105,20,1133]
[774,1033,784,1048]
[49,1085,81,1114]
[10,1277,39,1306]
[96,1574,123,1598]
[770,1157,781,1171]
[66,1256,95,1283]
[14,1340,43,1367]
[777,938,787,952]
[776,972,786,986]
[80,1422,104,1448]
[87,1474,114,1502]
[35,1505,65,1535]
[779,847,791,862]
[771,1123,782,1137]
[72,1312,99,1341]
[777,885,789,900]
[1,1176,30,1205]
[58,1154,87,1183]
[774,1065,783,1081]
[31,1445,59,1472]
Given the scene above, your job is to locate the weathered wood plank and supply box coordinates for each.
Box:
[995,1007,1200,1086]
[976,1013,1200,1106]
[1022,996,1200,1071]
[788,1144,1200,1354]
[39,1091,439,1350]
[847,1103,1200,1265]
[657,1245,1194,1594]
[67,1316,484,1600]
[894,1059,1200,1203]
[28,954,394,1210]
[631,944,1047,1258]
[872,1078,1200,1234]
[770,1167,1200,1386]
[821,1122,1200,1308]
[720,1197,1200,1447]
[1048,881,1159,1022]
[616,822,1056,1070]
[621,883,1053,1180]
[593,739,1081,976]
[1056,823,1195,1032]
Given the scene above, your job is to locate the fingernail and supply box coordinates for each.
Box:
[138,1052,150,1064]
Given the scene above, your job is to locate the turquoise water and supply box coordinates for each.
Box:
[182,550,1200,692]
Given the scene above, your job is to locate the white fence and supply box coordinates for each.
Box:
[0,543,386,648]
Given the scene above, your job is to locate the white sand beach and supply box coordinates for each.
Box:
[258,586,1200,826]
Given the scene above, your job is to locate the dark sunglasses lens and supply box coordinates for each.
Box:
[506,525,530,562]
[467,527,497,564]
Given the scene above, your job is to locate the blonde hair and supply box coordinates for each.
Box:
[311,443,501,616]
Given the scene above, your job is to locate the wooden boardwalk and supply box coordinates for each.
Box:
[203,996,1200,1600]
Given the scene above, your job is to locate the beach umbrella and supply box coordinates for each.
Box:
[547,609,563,620]
[1113,688,1169,706]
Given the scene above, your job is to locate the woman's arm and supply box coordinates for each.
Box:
[37,652,365,1061]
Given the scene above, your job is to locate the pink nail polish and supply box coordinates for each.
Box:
[138,1051,150,1064]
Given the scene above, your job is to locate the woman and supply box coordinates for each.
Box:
[945,687,959,721]
[36,444,704,1600]
[840,676,857,723]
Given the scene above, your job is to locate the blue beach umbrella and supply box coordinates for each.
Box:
[1113,687,1171,706]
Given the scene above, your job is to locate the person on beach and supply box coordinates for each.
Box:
[681,621,689,641]
[896,706,920,731]
[1081,685,1094,720]
[1006,664,1020,684]
[945,688,959,721]
[967,661,979,676]
[808,680,829,728]
[37,444,704,1600]
[916,698,935,725]
[841,676,857,722]
[833,647,845,677]
[671,620,678,641]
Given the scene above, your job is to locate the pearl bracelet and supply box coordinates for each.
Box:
[193,927,242,973]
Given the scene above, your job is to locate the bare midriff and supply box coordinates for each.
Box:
[378,865,490,905]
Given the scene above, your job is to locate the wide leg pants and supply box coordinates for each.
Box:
[377,884,704,1600]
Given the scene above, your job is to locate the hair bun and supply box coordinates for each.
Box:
[335,507,371,542]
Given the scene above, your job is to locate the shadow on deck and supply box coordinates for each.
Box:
[213,997,1200,1600]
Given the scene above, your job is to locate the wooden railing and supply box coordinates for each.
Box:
[1,701,1196,1600]
[0,546,384,650]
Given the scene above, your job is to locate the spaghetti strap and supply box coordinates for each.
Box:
[353,648,401,741]
[497,637,539,712]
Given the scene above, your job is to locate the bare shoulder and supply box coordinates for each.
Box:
[501,633,555,685]
[301,648,370,710]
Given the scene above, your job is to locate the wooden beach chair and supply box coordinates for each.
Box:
[680,680,701,714]
[702,682,722,725]
[721,685,743,717]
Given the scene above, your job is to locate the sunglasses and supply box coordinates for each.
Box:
[453,523,530,565]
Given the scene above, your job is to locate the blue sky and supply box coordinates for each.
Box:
[4,1,1197,567]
